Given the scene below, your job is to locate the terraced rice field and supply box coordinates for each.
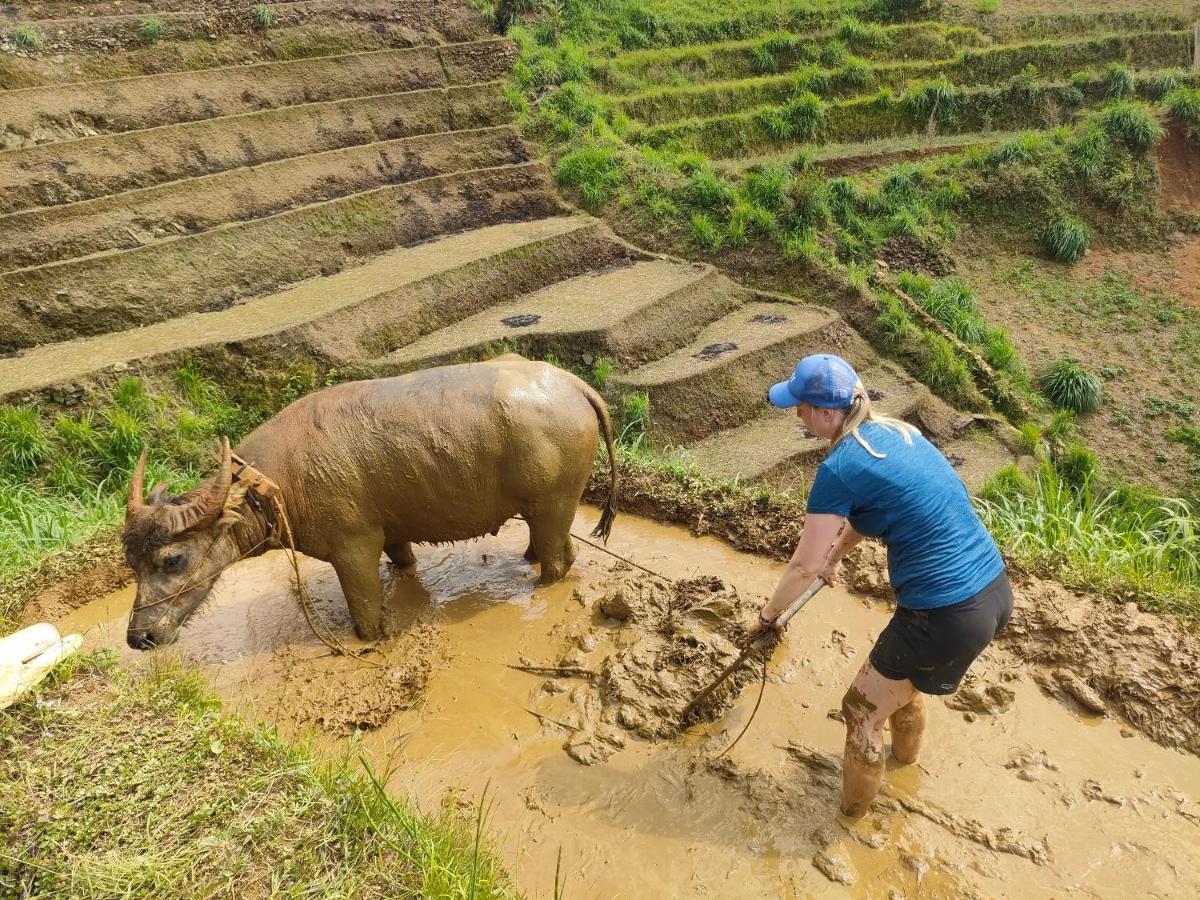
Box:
[0,0,1023,499]
[594,12,1194,177]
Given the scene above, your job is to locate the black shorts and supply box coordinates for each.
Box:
[869,570,1013,695]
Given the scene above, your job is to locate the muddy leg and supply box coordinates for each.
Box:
[526,501,577,584]
[331,542,386,641]
[841,661,918,818]
[524,542,538,562]
[384,541,417,574]
[889,693,926,764]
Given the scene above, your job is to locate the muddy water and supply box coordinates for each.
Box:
[63,512,1200,898]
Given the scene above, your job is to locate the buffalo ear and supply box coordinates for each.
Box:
[147,482,171,504]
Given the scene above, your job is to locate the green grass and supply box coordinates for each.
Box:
[0,359,327,601]
[252,4,277,29]
[977,460,1200,618]
[1041,360,1104,415]
[139,17,166,42]
[1164,86,1200,124]
[1041,214,1092,262]
[974,0,999,13]
[13,26,40,51]
[0,653,514,897]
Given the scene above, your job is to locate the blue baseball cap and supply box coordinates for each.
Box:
[768,354,860,409]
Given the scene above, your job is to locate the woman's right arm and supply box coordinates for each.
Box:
[822,523,864,584]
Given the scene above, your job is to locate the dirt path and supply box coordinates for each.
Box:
[57,511,1200,898]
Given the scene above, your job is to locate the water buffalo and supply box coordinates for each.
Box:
[123,358,617,649]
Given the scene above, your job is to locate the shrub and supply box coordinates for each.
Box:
[1041,358,1103,413]
[14,26,40,50]
[1102,64,1135,101]
[1090,102,1165,154]
[555,145,626,212]
[252,5,277,29]
[138,17,165,41]
[1042,215,1091,263]
[1165,87,1200,125]
[690,213,724,252]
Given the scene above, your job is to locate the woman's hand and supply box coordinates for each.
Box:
[751,605,785,640]
[821,557,843,587]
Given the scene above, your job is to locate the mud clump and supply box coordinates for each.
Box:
[265,624,441,735]
[1001,575,1200,754]
[554,572,766,764]
[945,677,1015,716]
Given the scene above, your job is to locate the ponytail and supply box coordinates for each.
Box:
[831,380,920,458]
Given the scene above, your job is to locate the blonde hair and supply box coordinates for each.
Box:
[830,380,920,459]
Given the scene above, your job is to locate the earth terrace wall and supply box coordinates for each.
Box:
[616,31,1190,126]
[634,70,1200,157]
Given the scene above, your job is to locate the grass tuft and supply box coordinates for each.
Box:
[1041,215,1091,263]
[1102,63,1136,101]
[138,17,165,42]
[1164,87,1200,126]
[13,26,40,51]
[1090,101,1165,154]
[556,144,626,212]
[251,4,277,29]
[1040,357,1103,414]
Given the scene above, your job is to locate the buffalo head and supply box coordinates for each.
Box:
[123,438,246,649]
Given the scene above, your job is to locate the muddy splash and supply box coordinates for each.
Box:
[54,511,1200,898]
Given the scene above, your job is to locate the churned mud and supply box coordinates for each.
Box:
[52,509,1200,898]
[545,572,767,764]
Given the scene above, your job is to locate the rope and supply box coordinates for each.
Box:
[715,652,770,759]
[270,496,384,668]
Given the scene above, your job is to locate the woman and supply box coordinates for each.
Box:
[756,353,1011,818]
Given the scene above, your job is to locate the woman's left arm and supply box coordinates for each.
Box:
[759,513,849,623]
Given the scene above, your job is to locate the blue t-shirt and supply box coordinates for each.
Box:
[806,422,1004,610]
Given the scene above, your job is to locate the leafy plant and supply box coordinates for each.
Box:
[1042,215,1091,263]
[252,4,277,29]
[1041,357,1103,413]
[139,17,165,42]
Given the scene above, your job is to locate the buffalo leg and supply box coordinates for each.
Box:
[384,541,417,574]
[526,501,577,584]
[331,543,385,640]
